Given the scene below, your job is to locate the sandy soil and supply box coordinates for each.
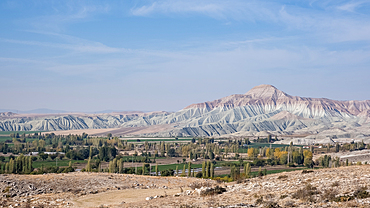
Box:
[73,188,183,207]
[48,128,119,136]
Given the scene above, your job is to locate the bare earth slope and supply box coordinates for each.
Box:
[1,85,370,140]
[2,166,370,207]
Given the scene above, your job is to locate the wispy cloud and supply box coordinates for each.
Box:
[337,0,370,12]
[0,35,122,54]
[19,2,110,32]
[130,0,370,43]
[130,0,277,21]
[278,3,370,43]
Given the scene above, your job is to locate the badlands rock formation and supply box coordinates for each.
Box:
[1,85,370,141]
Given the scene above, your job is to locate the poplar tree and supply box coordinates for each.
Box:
[245,163,251,178]
[187,162,191,177]
[85,157,92,172]
[108,161,112,173]
[230,165,236,180]
[210,163,214,178]
[155,164,159,176]
[207,161,211,178]
[182,164,186,177]
[119,158,123,174]
[116,159,120,173]
[202,161,206,178]
[9,158,14,174]
[89,146,93,158]
[112,158,117,173]
[205,161,209,178]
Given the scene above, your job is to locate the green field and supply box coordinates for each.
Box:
[0,137,39,142]
[149,163,203,172]
[32,160,88,169]
[0,137,11,142]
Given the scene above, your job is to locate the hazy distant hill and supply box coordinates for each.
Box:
[1,85,369,140]
[0,108,68,114]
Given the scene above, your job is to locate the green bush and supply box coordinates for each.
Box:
[161,169,174,176]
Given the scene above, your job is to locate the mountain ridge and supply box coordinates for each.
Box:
[0,84,369,141]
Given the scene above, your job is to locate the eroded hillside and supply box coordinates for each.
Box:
[1,85,370,141]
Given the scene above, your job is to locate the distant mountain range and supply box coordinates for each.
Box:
[0,108,68,114]
[1,85,370,142]
[0,109,136,114]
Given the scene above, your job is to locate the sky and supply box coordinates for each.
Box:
[1,0,370,112]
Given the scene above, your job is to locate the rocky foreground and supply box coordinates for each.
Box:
[1,166,370,207]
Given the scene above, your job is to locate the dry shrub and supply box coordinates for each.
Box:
[264,201,280,208]
[347,201,360,207]
[284,201,296,207]
[255,197,263,205]
[200,186,226,196]
[236,178,246,184]
[331,181,340,187]
[264,194,275,200]
[301,170,314,174]
[279,194,288,199]
[277,175,288,180]
[322,188,338,201]
[333,195,354,202]
[292,184,319,202]
[353,186,369,199]
[2,186,10,193]
[332,186,369,202]
[189,182,208,190]
[179,205,199,208]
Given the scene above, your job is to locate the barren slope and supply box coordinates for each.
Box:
[2,166,370,207]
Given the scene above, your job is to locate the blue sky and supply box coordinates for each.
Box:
[1,0,370,112]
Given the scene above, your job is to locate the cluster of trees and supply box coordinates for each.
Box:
[0,154,32,174]
[246,145,313,168]
[316,154,366,168]
[331,141,368,153]
[83,157,157,175]
[253,135,278,143]
[0,153,75,175]
[0,132,126,155]
[200,161,215,178]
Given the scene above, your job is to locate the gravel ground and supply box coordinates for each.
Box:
[1,166,370,207]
